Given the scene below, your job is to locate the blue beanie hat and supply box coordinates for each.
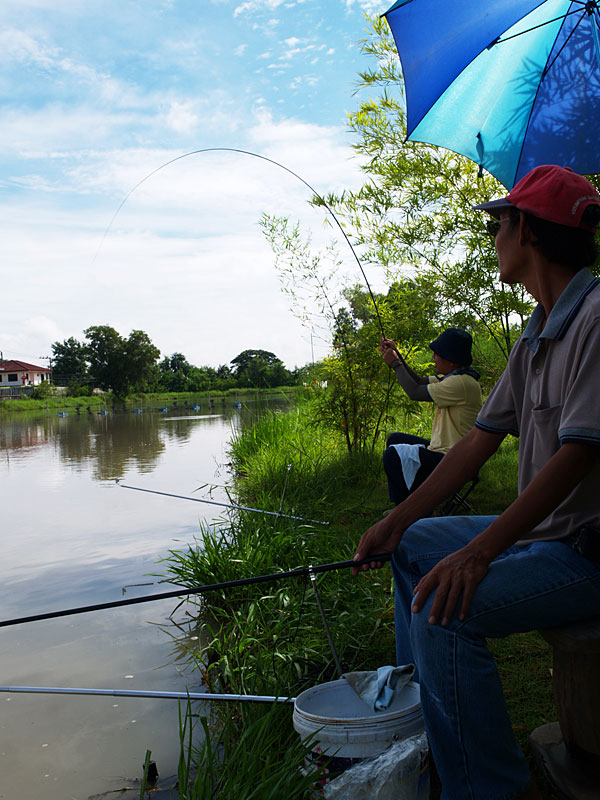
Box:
[429,328,473,366]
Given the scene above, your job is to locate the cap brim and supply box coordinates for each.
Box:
[472,197,515,219]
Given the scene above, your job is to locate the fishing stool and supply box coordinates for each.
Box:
[530,616,600,799]
[440,474,479,516]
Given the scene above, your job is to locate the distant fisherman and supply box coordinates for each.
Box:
[380,328,482,505]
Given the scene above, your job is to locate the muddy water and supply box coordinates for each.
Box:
[0,398,285,799]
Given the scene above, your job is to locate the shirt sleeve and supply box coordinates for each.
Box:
[426,374,466,408]
[559,321,600,446]
[475,364,520,437]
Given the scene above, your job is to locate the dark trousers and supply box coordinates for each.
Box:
[382,432,444,505]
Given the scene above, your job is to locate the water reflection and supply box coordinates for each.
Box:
[0,395,292,800]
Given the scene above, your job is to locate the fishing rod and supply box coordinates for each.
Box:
[0,686,293,704]
[95,147,385,336]
[0,553,392,629]
[115,480,329,526]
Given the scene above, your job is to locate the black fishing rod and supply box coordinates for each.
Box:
[115,480,329,526]
[95,147,385,336]
[0,553,392,629]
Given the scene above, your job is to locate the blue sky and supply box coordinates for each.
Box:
[1,0,391,371]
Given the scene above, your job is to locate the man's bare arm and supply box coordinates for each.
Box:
[413,442,598,625]
[352,426,504,575]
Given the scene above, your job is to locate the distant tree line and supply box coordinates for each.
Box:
[51,327,305,398]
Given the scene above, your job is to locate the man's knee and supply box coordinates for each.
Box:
[382,445,399,474]
[386,432,399,448]
[409,601,457,669]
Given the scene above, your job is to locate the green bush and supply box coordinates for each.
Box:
[31,382,51,399]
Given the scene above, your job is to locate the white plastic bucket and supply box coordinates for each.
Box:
[293,679,428,799]
[293,678,424,759]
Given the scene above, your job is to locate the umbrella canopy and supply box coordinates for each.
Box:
[384,0,600,188]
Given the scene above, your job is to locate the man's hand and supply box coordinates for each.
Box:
[411,544,490,626]
[352,516,404,576]
[382,348,400,367]
[379,337,399,357]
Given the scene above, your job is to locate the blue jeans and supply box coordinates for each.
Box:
[392,516,600,800]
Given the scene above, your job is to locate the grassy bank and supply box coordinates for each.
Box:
[163,400,559,799]
[0,385,300,414]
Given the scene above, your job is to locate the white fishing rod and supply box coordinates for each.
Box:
[115,480,329,526]
[0,685,293,703]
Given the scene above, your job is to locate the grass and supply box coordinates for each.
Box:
[0,385,303,415]
[162,400,560,798]
[177,700,324,800]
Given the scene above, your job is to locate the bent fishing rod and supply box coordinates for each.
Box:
[95,147,385,337]
[115,480,329,525]
[0,553,392,629]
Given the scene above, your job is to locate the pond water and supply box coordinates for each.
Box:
[0,397,286,800]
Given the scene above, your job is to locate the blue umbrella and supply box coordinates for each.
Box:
[383,0,600,188]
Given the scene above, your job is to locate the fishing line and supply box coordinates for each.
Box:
[95,146,385,336]
[308,566,343,678]
[0,553,392,629]
[100,148,394,518]
[115,480,329,525]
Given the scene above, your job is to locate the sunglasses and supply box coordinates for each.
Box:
[485,218,512,238]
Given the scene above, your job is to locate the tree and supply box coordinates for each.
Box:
[230,349,291,388]
[124,330,160,392]
[51,337,90,386]
[158,352,195,391]
[261,213,442,452]
[316,14,534,374]
[84,325,159,397]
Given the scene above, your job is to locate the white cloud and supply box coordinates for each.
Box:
[0,107,367,369]
[234,44,248,56]
[234,0,286,17]
[344,0,388,13]
[161,101,199,135]
[0,317,65,364]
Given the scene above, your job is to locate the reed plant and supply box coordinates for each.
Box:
[177,701,324,800]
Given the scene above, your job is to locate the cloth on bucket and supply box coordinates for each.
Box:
[343,664,415,711]
[389,444,424,490]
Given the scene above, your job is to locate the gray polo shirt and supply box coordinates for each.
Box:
[475,267,600,542]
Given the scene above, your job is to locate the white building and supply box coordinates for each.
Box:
[0,359,52,393]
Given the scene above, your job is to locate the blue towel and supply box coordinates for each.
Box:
[343,664,415,711]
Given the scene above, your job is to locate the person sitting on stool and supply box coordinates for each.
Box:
[381,328,482,505]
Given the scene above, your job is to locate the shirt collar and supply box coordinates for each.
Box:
[522,268,599,353]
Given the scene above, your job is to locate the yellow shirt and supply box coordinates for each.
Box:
[426,373,482,453]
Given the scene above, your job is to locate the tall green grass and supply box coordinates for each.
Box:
[177,701,323,800]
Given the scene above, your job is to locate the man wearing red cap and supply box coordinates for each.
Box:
[353,165,600,800]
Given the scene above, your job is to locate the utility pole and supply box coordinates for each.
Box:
[39,355,53,383]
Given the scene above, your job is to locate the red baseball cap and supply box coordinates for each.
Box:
[474,165,600,232]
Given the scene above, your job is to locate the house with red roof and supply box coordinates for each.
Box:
[0,359,52,395]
